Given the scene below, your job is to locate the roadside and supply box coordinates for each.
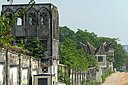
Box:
[102,72,128,85]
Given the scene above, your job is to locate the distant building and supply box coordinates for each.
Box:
[123,45,128,52]
[122,45,128,70]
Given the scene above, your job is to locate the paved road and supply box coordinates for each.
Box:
[102,72,128,85]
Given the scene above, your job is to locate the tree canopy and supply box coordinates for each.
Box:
[59,26,128,71]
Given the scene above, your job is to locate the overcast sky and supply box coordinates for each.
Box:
[0,0,128,45]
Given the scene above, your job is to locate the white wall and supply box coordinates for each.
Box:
[0,65,3,85]
[10,67,18,85]
[22,69,28,85]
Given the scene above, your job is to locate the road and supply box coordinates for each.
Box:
[102,72,128,85]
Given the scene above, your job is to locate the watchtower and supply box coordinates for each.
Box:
[2,3,59,85]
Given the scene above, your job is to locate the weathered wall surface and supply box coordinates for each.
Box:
[0,64,4,84]
[0,48,40,85]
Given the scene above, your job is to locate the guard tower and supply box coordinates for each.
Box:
[2,3,59,85]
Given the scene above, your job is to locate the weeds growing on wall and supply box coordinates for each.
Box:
[58,67,71,85]
[101,69,112,83]
[82,79,101,85]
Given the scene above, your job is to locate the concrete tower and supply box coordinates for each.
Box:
[2,3,59,85]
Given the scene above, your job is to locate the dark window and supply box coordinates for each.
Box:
[42,67,48,73]
[40,9,49,26]
[42,40,47,50]
[98,56,103,62]
[28,13,37,25]
[38,78,47,85]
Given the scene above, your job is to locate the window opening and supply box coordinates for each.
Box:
[17,17,22,25]
[98,56,103,62]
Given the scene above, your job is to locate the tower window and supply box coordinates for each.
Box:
[5,12,13,19]
[40,9,49,26]
[42,67,48,73]
[98,56,103,62]
[28,13,37,26]
[17,17,22,25]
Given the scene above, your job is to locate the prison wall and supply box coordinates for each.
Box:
[0,48,41,85]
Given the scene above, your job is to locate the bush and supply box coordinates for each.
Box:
[101,69,112,83]
[82,79,101,85]
[58,67,71,85]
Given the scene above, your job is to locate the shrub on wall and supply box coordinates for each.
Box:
[58,67,71,85]
[101,69,112,83]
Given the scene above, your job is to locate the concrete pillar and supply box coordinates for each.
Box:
[71,70,73,85]
[76,72,78,85]
[5,49,9,85]
[96,67,102,83]
[74,71,76,85]
[28,56,32,85]
[18,54,21,85]
[80,71,82,85]
[0,63,4,85]
[0,48,6,85]
[37,59,40,74]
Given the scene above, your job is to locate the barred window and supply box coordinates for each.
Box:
[27,8,37,26]
[40,8,49,26]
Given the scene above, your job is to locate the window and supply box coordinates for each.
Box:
[27,8,37,26]
[42,67,48,73]
[4,8,13,19]
[28,13,37,25]
[17,17,22,25]
[42,40,47,50]
[98,56,103,62]
[38,78,47,85]
[16,9,24,26]
[40,8,49,26]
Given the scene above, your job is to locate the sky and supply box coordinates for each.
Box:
[0,0,128,45]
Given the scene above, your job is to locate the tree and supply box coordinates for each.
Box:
[59,38,78,69]
[24,38,45,58]
[0,16,12,47]
[76,29,99,48]
[59,27,99,71]
[59,26,128,71]
[59,38,88,71]
[98,37,128,70]
[0,0,35,48]
[59,26,76,42]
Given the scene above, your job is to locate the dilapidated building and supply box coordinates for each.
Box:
[1,3,59,85]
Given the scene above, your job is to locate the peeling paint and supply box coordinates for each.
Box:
[10,67,18,85]
[0,65,3,85]
[22,69,28,85]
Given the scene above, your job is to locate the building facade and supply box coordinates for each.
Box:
[1,3,59,85]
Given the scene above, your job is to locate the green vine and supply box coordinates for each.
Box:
[58,67,71,85]
[101,69,112,83]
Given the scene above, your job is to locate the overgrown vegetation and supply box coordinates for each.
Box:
[0,16,13,47]
[59,26,98,71]
[24,38,45,58]
[58,26,128,84]
[82,78,101,85]
[1,1,128,84]
[58,67,71,85]
[101,69,112,83]
[0,0,35,48]
[59,26,128,71]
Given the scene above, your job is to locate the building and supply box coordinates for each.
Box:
[1,3,59,85]
[123,45,128,52]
